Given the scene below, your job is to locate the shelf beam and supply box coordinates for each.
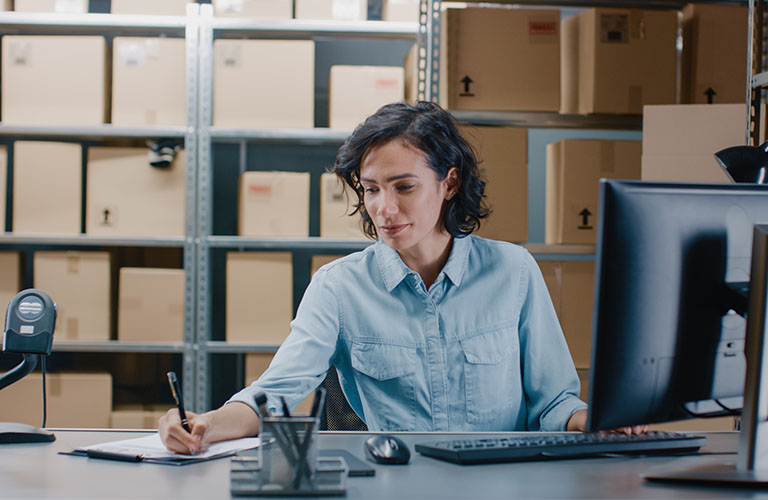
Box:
[0,340,187,353]
[0,234,186,248]
[451,111,642,130]
[206,236,373,251]
[0,12,187,36]
[210,19,418,40]
[209,127,349,144]
[0,124,187,139]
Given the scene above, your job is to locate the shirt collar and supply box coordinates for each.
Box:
[374,236,472,292]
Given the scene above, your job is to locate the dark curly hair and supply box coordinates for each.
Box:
[332,101,489,239]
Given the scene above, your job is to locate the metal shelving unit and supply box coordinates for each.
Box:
[0,6,199,405]
[748,0,766,144]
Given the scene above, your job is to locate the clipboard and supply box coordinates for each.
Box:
[60,433,263,466]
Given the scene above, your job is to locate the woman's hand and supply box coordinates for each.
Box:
[566,409,648,434]
[158,409,211,455]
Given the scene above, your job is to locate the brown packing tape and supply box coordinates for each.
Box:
[630,10,646,40]
[48,375,62,397]
[67,317,78,339]
[66,254,80,274]
[599,141,615,174]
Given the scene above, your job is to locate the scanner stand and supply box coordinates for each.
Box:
[0,353,55,444]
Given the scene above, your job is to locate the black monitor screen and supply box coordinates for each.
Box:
[587,180,768,431]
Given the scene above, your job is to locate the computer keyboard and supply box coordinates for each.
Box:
[414,431,706,465]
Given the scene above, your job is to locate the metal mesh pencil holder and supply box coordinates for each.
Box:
[230,416,347,497]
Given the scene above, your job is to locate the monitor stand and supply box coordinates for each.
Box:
[0,422,55,444]
[646,224,768,487]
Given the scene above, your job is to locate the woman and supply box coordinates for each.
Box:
[160,101,590,454]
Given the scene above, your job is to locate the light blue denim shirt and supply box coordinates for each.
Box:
[229,235,587,431]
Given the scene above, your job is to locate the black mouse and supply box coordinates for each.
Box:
[364,434,411,465]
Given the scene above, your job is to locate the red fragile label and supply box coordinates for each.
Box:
[248,184,271,195]
[375,78,400,89]
[529,21,557,35]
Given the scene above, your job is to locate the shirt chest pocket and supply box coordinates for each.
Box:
[460,327,520,425]
[350,343,418,431]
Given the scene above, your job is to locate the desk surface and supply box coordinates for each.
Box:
[0,430,761,500]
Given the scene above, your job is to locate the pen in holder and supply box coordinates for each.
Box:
[230,416,347,497]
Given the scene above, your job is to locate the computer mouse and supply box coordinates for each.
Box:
[364,434,411,465]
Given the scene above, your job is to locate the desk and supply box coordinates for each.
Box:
[0,430,759,499]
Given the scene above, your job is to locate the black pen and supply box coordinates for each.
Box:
[167,371,191,433]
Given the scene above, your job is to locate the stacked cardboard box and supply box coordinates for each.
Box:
[86,147,187,237]
[111,0,192,15]
[214,40,314,128]
[382,0,420,22]
[14,0,88,12]
[238,171,310,237]
[33,251,111,341]
[311,255,344,276]
[440,7,560,112]
[459,125,528,243]
[212,0,292,18]
[545,139,641,245]
[13,141,81,236]
[0,146,7,230]
[0,251,21,310]
[226,252,293,345]
[1,36,107,125]
[0,373,112,428]
[642,104,755,183]
[319,173,365,239]
[681,3,748,104]
[329,65,405,131]
[112,37,187,126]
[118,268,185,342]
[537,260,595,370]
[294,0,366,20]
[110,405,168,429]
[560,8,677,115]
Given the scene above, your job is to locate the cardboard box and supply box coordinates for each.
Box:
[642,104,754,183]
[0,372,112,428]
[14,0,87,12]
[0,1,12,10]
[0,251,21,310]
[649,416,736,432]
[111,0,192,15]
[295,0,366,20]
[559,14,580,114]
[459,125,528,243]
[311,254,343,276]
[117,268,185,342]
[112,37,186,127]
[13,141,81,235]
[565,8,677,114]
[1,36,106,125]
[319,173,365,239]
[110,405,168,429]
[329,65,404,131]
[545,139,641,245]
[538,260,594,369]
[33,251,111,341]
[403,43,419,104]
[213,0,292,18]
[238,171,309,237]
[213,40,314,128]
[226,252,293,344]
[244,353,314,414]
[86,147,186,237]
[382,0,420,22]
[0,145,7,231]
[681,3,748,105]
[439,7,560,112]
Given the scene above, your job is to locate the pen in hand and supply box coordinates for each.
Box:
[167,371,191,434]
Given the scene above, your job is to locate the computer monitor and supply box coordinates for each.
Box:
[588,180,768,484]
[588,180,768,431]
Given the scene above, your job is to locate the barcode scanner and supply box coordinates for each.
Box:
[0,289,58,444]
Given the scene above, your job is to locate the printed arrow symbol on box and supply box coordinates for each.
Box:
[461,75,473,93]
[579,208,592,226]
[705,87,717,104]
[102,208,110,224]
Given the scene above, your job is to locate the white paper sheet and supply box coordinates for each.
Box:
[80,433,261,460]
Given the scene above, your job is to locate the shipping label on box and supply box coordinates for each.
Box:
[33,251,111,341]
[320,173,365,239]
[295,0,366,20]
[681,4,747,105]
[226,252,293,344]
[0,373,112,428]
[238,171,310,237]
[538,260,595,369]
[214,40,314,128]
[111,0,191,15]
[86,147,186,237]
[545,139,641,245]
[329,65,405,131]
[440,7,560,112]
[112,37,186,126]
[460,125,528,243]
[118,267,185,342]
[2,36,106,125]
[572,8,677,114]
[213,0,292,18]
[13,141,81,235]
